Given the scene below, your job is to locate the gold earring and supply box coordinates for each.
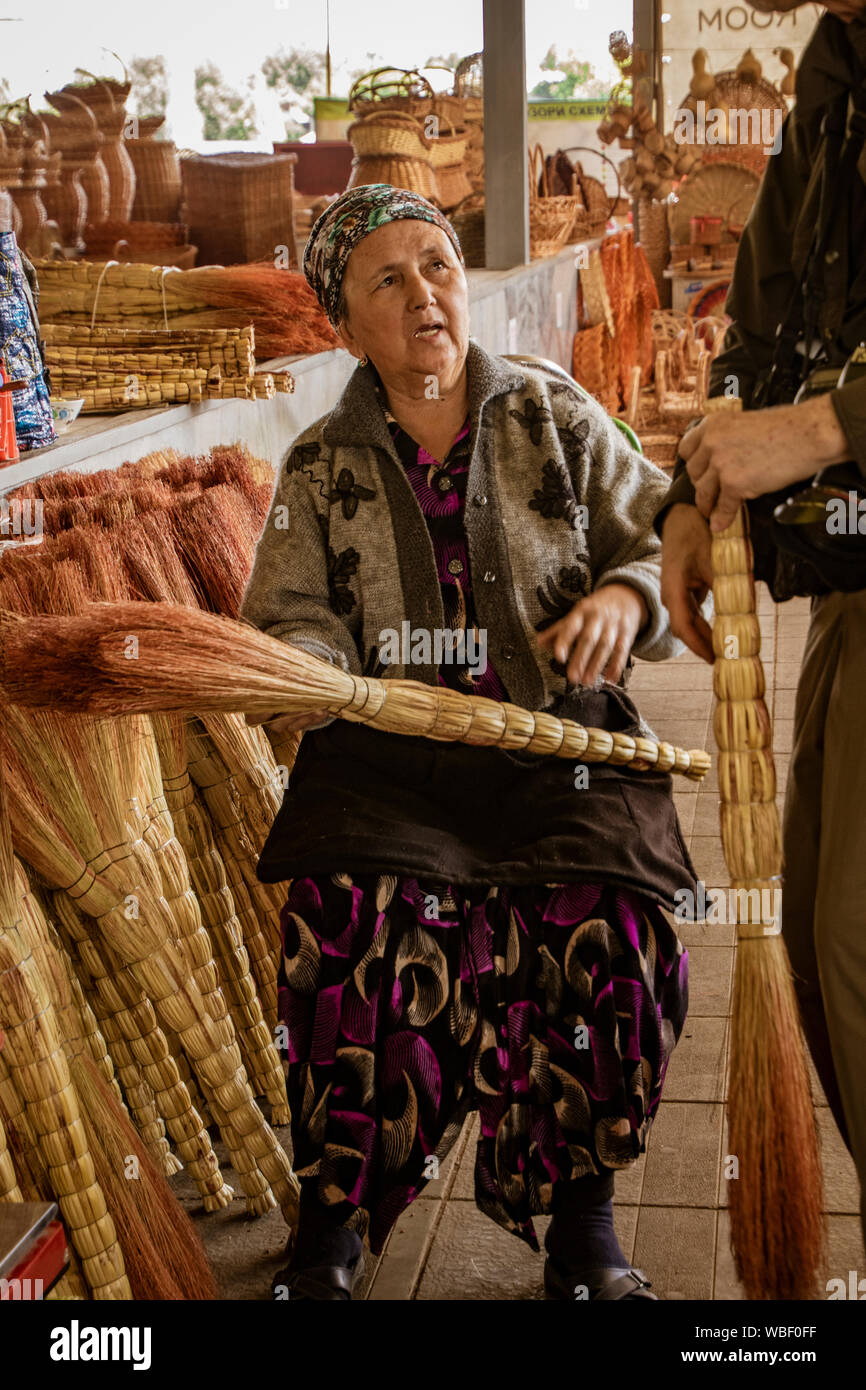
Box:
[358,354,368,367]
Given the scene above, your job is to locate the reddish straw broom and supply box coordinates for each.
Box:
[711,505,824,1296]
[0,600,711,779]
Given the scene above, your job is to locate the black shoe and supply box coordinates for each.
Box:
[544,1254,658,1301]
[272,1229,366,1302]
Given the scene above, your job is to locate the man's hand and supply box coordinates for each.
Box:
[681,395,851,533]
[244,709,330,735]
[535,582,648,687]
[660,503,714,663]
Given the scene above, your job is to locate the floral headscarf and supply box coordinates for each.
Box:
[303,183,464,329]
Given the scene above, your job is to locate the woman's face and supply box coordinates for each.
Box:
[337,220,469,391]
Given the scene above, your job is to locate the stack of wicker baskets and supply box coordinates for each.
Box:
[49,76,136,221]
[345,65,478,209]
[41,323,293,411]
[346,111,438,201]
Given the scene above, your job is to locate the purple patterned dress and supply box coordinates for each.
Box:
[277,414,689,1256]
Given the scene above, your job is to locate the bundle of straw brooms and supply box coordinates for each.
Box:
[0,445,310,1298]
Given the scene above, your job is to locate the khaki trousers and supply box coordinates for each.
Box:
[782,588,866,1244]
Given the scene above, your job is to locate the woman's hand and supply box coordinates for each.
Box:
[535,583,648,687]
[244,709,330,735]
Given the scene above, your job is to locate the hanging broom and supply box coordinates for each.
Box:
[711,503,824,1298]
[0,601,712,780]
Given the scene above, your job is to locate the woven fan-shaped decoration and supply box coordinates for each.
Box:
[676,71,788,176]
[668,162,760,245]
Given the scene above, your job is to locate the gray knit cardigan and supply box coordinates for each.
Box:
[239,339,679,713]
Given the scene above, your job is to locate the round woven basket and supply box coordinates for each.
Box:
[559,146,621,236]
[428,114,468,170]
[348,68,436,119]
[348,111,435,161]
[346,154,438,202]
[127,139,182,223]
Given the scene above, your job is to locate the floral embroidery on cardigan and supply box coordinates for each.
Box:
[529,458,582,528]
[508,396,553,446]
[327,466,377,520]
[325,541,360,615]
[534,559,591,632]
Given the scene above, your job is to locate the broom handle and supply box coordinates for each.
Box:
[711,503,783,929]
[330,672,712,782]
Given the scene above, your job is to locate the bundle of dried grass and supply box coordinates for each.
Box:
[711,505,824,1299]
[0,601,712,781]
[33,260,338,360]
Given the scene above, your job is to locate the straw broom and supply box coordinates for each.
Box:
[711,504,824,1299]
[0,736,131,1299]
[70,1055,218,1301]
[11,860,219,1298]
[154,714,289,1122]
[114,509,288,1108]
[53,927,181,1180]
[13,859,123,1108]
[19,867,181,1174]
[0,601,712,781]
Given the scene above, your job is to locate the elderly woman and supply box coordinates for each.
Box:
[239,185,697,1302]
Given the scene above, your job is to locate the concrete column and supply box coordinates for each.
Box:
[482,0,529,269]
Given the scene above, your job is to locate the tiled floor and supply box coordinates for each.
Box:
[358,591,866,1300]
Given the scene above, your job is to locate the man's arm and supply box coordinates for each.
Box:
[654,105,817,537]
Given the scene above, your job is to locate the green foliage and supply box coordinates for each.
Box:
[128,55,169,119]
[531,45,611,101]
[261,47,326,139]
[194,62,258,141]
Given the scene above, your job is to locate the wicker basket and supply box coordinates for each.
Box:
[345,154,438,202]
[347,68,436,119]
[448,192,485,267]
[348,111,434,161]
[180,152,297,266]
[529,143,577,258]
[127,139,182,223]
[558,146,621,238]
